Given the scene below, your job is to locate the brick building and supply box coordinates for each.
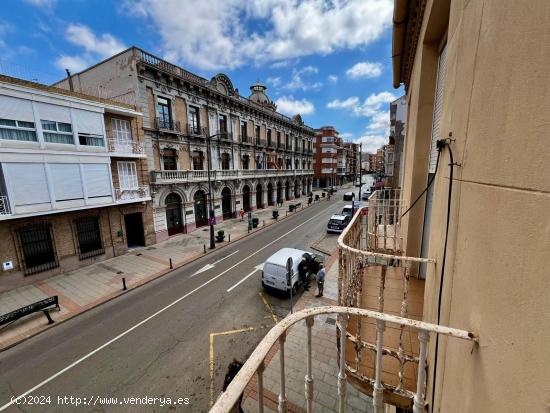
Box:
[0,75,154,292]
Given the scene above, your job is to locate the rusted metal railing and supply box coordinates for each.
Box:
[209,307,476,413]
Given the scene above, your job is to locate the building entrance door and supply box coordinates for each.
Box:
[124,213,145,247]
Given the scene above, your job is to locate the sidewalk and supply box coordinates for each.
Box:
[0,193,324,351]
[241,239,374,413]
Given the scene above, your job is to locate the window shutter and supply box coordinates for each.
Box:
[74,109,104,135]
[83,164,112,198]
[428,44,447,173]
[5,163,50,205]
[50,164,84,201]
[0,96,35,122]
[35,102,71,123]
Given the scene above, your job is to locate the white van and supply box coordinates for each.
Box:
[262,248,323,294]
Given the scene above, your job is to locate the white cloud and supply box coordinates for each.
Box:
[65,24,126,59]
[55,24,126,73]
[328,75,338,83]
[327,97,360,109]
[328,91,396,151]
[353,134,387,153]
[267,76,282,87]
[275,96,315,116]
[346,61,383,79]
[283,65,322,91]
[55,55,90,72]
[23,0,56,7]
[124,0,393,70]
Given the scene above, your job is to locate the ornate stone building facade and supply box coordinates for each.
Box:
[55,48,314,241]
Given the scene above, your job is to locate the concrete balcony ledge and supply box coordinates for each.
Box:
[107,138,145,157]
[114,186,151,202]
[151,169,314,184]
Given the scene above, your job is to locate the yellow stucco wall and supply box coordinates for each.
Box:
[400,0,550,411]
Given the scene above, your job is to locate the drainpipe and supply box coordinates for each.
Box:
[65,69,74,92]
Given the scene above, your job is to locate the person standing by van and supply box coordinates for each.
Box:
[298,258,309,291]
[315,264,325,297]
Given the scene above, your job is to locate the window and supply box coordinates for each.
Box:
[276,131,281,147]
[218,114,228,133]
[112,118,132,143]
[41,120,74,144]
[285,134,290,148]
[267,129,272,146]
[0,118,37,142]
[79,133,104,147]
[157,97,172,128]
[221,153,230,170]
[255,125,261,144]
[163,149,178,170]
[189,106,200,134]
[117,161,138,190]
[17,225,58,275]
[322,137,334,143]
[74,216,104,260]
[240,120,248,142]
[242,155,250,170]
[192,151,204,170]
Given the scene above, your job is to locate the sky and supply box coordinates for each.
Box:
[0,0,404,153]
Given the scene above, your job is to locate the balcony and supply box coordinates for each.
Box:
[156,118,181,133]
[0,195,11,216]
[186,123,203,137]
[210,189,477,413]
[114,186,151,202]
[240,135,252,145]
[107,138,145,156]
[217,131,233,142]
[151,169,314,184]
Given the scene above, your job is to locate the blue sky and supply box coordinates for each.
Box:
[0,0,403,152]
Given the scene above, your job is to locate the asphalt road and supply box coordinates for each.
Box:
[0,189,352,413]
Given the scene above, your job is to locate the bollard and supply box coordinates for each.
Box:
[228,233,231,242]
[169,257,173,269]
[122,277,127,291]
[263,220,265,227]
[204,244,207,254]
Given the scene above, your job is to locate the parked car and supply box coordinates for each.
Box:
[362,188,371,200]
[261,248,324,294]
[343,192,355,201]
[341,202,364,217]
[327,214,351,233]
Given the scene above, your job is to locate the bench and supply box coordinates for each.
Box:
[0,296,60,327]
[288,202,302,212]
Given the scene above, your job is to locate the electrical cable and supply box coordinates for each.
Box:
[400,143,442,218]
[430,141,455,410]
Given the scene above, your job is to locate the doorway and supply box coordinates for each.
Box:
[242,185,251,212]
[194,190,208,228]
[165,193,184,236]
[256,184,263,209]
[222,187,233,219]
[124,213,145,247]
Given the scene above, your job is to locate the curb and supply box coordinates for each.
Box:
[0,199,331,353]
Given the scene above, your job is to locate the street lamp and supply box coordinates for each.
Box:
[204,128,229,250]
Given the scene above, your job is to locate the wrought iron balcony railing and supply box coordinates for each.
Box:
[107,138,145,155]
[210,307,476,413]
[0,195,11,215]
[186,123,202,136]
[334,189,479,410]
[156,118,181,132]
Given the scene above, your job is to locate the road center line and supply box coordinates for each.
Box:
[0,201,335,411]
[227,266,261,292]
